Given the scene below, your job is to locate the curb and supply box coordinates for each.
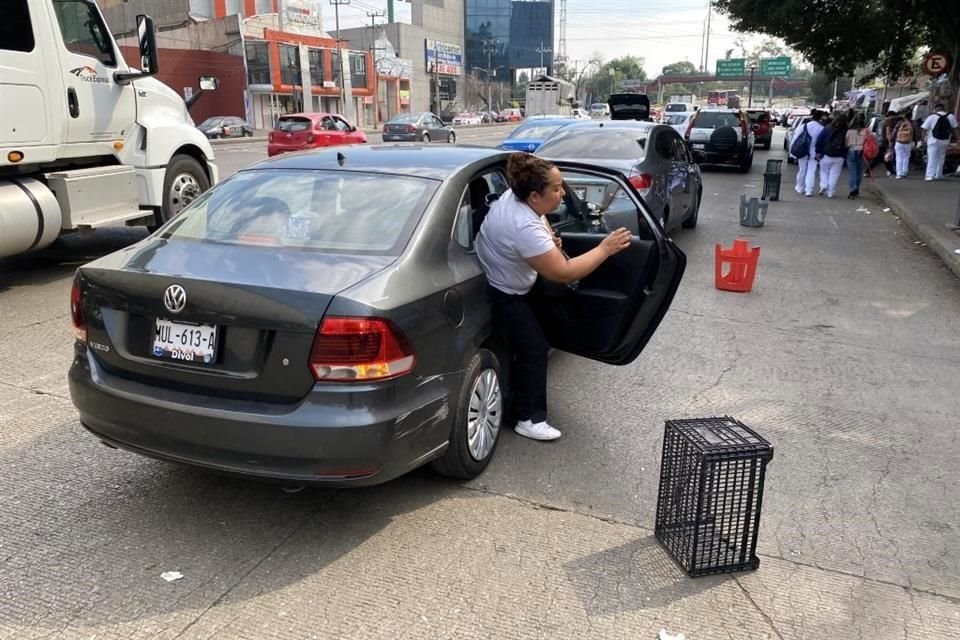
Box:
[865,181,960,280]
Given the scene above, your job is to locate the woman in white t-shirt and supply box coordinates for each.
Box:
[476,153,632,441]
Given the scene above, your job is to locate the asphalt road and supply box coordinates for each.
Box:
[1,128,958,639]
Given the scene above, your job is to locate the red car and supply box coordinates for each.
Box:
[267,112,367,157]
[744,109,773,150]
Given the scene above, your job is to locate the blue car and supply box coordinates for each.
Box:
[498,117,576,152]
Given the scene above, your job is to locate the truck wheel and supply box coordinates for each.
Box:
[161,155,210,223]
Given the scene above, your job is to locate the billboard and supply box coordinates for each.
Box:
[425,40,463,76]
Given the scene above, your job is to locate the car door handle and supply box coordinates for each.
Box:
[67,88,79,118]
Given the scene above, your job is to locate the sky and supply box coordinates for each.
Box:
[319,0,787,78]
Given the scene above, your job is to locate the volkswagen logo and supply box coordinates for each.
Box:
[163,284,187,314]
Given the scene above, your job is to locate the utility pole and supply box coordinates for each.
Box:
[366,10,385,128]
[703,0,712,74]
[747,65,756,107]
[331,0,350,111]
[483,39,496,111]
[536,41,552,77]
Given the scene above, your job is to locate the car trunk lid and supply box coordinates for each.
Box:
[77,240,394,403]
[273,116,314,145]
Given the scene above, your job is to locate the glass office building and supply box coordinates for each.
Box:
[465,0,554,84]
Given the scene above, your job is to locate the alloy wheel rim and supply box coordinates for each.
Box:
[466,369,502,461]
[169,173,201,216]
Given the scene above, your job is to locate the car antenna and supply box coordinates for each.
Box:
[337,151,346,166]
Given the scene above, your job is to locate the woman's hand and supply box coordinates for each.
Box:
[600,228,632,257]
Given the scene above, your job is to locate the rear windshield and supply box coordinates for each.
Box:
[537,128,647,160]
[277,117,312,132]
[663,114,690,125]
[389,114,420,123]
[510,122,569,140]
[158,169,437,256]
[665,104,689,112]
[693,112,741,129]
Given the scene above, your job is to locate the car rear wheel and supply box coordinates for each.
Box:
[431,349,503,479]
[738,151,754,173]
[681,188,701,229]
[422,132,431,143]
[448,131,456,144]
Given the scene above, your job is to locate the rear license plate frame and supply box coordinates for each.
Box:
[152,318,219,365]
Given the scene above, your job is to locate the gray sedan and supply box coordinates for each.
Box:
[68,146,685,486]
[537,121,703,233]
[382,112,457,143]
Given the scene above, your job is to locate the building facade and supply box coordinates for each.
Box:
[464,0,554,96]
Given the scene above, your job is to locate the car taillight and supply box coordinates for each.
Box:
[628,173,654,192]
[740,117,749,139]
[70,281,87,343]
[405,125,416,133]
[268,131,275,142]
[684,116,696,140]
[309,317,415,382]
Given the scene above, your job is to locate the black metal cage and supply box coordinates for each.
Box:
[655,417,774,577]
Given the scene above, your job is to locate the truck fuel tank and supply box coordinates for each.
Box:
[0,177,61,258]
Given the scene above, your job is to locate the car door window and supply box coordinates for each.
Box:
[320,116,338,131]
[671,135,690,163]
[654,131,675,161]
[333,117,352,132]
[52,0,117,67]
[432,116,445,128]
[2,0,35,53]
[453,169,509,251]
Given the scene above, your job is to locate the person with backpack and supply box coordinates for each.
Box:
[792,110,826,196]
[814,113,848,198]
[845,113,870,198]
[893,110,917,179]
[920,103,959,181]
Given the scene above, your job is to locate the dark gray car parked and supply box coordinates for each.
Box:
[68,146,685,486]
[382,112,456,143]
[537,121,703,233]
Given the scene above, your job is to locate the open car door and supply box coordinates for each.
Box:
[530,162,686,365]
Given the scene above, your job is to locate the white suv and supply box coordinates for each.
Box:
[683,108,755,172]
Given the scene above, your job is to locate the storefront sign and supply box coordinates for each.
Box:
[425,40,462,76]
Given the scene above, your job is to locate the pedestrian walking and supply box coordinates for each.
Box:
[920,103,959,181]
[845,113,869,198]
[893,110,916,179]
[793,110,826,197]
[878,110,900,176]
[815,113,848,198]
[475,153,632,441]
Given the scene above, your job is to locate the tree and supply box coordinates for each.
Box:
[714,0,960,89]
[662,60,698,76]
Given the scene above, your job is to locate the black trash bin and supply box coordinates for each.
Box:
[655,416,774,577]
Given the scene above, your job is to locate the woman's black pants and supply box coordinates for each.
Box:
[488,286,549,424]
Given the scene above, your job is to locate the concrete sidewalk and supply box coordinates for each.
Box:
[865,172,960,278]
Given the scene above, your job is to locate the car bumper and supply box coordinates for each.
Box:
[69,349,457,486]
[688,143,749,165]
[381,134,418,142]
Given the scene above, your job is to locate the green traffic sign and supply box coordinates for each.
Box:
[760,56,791,77]
[716,58,746,78]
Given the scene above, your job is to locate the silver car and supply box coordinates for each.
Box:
[382,112,456,143]
[537,121,703,233]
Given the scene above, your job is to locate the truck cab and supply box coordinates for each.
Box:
[0,0,217,259]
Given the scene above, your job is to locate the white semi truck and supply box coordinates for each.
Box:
[525,75,576,117]
[0,0,218,259]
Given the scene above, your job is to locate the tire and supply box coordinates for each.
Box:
[431,349,503,480]
[159,154,211,224]
[422,132,431,143]
[243,130,253,137]
[681,188,701,229]
[448,131,456,144]
[738,151,754,173]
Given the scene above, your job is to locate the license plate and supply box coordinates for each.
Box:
[153,318,218,364]
[692,143,706,150]
[573,187,587,200]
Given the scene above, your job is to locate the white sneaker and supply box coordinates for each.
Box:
[924,177,934,181]
[515,420,562,441]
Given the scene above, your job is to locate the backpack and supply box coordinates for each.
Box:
[862,132,879,160]
[932,114,952,140]
[896,120,914,143]
[823,127,846,157]
[790,123,811,159]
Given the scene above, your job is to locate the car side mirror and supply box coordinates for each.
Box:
[114,15,158,84]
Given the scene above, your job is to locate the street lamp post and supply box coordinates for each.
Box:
[331,0,351,111]
[747,65,757,107]
[608,67,616,98]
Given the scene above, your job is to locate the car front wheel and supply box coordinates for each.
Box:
[422,132,431,143]
[431,349,503,479]
[160,154,210,223]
